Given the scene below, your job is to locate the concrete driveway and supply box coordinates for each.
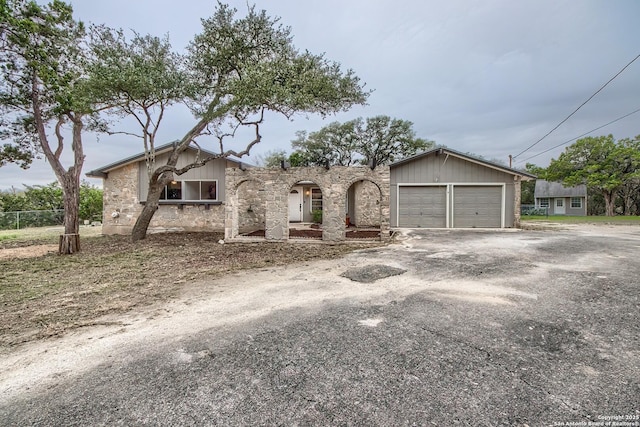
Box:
[1,225,639,426]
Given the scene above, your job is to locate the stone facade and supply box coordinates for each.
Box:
[102,163,225,235]
[225,166,390,242]
[349,180,382,227]
[236,179,266,233]
[101,160,389,240]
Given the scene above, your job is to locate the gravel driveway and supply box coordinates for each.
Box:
[1,225,639,426]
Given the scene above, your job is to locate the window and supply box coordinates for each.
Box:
[571,197,582,208]
[159,180,217,201]
[311,188,322,211]
[556,199,564,208]
[539,198,549,208]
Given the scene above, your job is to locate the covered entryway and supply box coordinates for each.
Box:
[452,185,503,228]
[397,185,447,228]
[226,166,390,242]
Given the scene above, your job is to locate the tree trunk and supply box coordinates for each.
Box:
[603,191,616,217]
[58,172,82,254]
[131,179,166,242]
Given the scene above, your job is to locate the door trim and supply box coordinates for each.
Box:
[289,186,303,222]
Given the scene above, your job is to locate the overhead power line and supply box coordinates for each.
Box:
[513,53,640,159]
[515,106,640,164]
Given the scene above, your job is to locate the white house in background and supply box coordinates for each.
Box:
[534,180,587,216]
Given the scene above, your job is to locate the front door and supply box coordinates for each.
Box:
[555,198,565,214]
[289,187,302,222]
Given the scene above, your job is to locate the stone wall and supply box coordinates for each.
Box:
[102,163,226,235]
[225,166,390,242]
[102,163,140,235]
[237,179,266,233]
[352,180,382,227]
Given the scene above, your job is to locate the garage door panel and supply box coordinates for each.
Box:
[398,186,446,228]
[453,186,502,228]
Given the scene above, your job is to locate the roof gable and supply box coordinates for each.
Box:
[534,180,587,198]
[390,147,536,180]
[86,142,244,178]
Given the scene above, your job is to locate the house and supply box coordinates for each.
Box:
[534,180,587,216]
[86,142,243,235]
[87,145,535,241]
[390,148,536,228]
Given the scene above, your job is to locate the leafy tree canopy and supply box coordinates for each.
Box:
[1,0,110,251]
[290,116,434,167]
[546,135,640,216]
[87,2,370,241]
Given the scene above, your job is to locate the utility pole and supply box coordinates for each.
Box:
[509,154,513,168]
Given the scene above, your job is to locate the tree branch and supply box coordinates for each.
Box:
[54,117,65,159]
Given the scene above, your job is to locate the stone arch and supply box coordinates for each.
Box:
[236,178,266,237]
[287,179,324,239]
[342,176,388,240]
[345,178,382,226]
[225,174,266,240]
[225,166,390,242]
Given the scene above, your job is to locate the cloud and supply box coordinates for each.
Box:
[1,0,639,188]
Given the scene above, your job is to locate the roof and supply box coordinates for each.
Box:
[534,180,587,198]
[86,141,244,178]
[390,147,537,180]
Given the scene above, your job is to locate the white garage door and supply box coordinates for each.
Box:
[398,186,447,228]
[453,186,502,228]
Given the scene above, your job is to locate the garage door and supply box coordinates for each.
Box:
[398,186,446,228]
[453,186,502,228]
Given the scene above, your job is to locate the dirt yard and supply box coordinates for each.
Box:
[1,224,638,426]
[0,231,380,351]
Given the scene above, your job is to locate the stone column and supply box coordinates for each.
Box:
[514,176,522,228]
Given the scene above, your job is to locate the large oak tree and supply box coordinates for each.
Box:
[88,3,370,242]
[0,0,101,253]
[291,116,434,167]
[546,135,640,216]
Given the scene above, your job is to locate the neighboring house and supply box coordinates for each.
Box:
[88,144,535,240]
[390,147,535,228]
[534,180,587,216]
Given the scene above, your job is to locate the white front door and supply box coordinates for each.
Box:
[555,198,565,214]
[289,187,302,222]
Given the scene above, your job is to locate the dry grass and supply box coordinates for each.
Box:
[0,231,380,352]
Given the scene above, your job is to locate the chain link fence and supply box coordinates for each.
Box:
[0,209,65,230]
[521,204,549,216]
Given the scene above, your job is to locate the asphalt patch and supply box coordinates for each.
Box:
[341,264,406,283]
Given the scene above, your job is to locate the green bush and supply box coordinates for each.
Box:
[312,209,323,223]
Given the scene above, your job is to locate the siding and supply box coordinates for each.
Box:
[390,153,517,227]
[138,152,231,201]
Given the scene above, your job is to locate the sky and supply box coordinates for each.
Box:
[2,0,639,190]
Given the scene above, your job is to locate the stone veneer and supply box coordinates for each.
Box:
[225,166,390,242]
[102,163,225,235]
[351,179,382,227]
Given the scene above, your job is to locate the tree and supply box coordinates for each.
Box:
[88,3,369,241]
[1,0,99,253]
[520,163,546,205]
[291,116,434,167]
[615,136,640,215]
[254,149,287,167]
[357,116,434,167]
[291,120,359,166]
[546,135,640,216]
[78,181,103,222]
[23,182,63,210]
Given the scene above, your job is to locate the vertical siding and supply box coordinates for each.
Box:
[138,151,228,201]
[390,152,519,227]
